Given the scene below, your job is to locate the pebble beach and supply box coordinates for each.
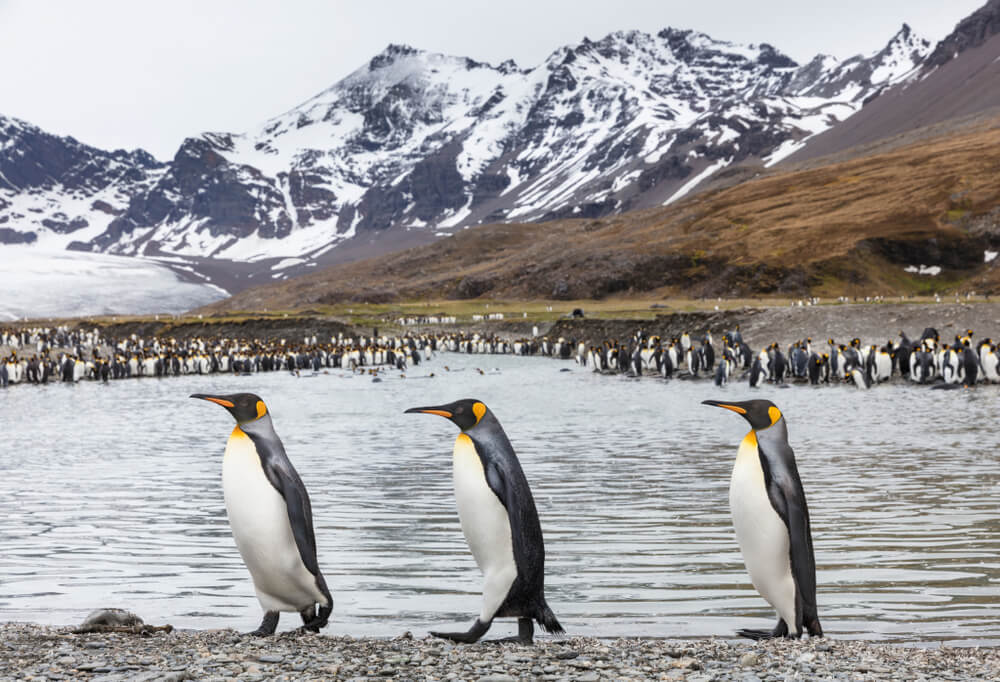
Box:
[2,624,999,681]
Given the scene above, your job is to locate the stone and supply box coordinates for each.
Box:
[159,673,187,682]
[672,657,701,670]
[79,609,144,628]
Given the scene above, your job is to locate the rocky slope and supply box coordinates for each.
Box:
[197,120,1000,311]
[786,0,1000,164]
[0,22,931,288]
[0,116,163,249]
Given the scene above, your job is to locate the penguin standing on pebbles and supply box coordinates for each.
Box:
[702,399,823,640]
[406,398,563,644]
[191,392,332,636]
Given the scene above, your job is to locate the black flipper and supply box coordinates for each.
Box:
[259,448,321,576]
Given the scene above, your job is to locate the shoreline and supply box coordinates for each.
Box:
[7,300,1000,348]
[3,623,998,680]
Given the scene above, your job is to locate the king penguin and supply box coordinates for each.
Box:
[405,398,563,644]
[191,392,332,636]
[702,399,823,640]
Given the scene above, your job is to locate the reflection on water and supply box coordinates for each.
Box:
[1,354,998,644]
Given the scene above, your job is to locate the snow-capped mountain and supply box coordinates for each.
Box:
[0,116,163,249]
[0,23,932,288]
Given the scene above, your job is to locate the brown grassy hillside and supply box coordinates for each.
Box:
[200,119,1000,313]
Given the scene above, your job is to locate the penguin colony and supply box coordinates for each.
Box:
[0,326,433,387]
[5,324,997,389]
[442,326,998,390]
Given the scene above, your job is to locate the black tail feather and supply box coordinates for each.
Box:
[538,602,564,634]
[303,573,333,631]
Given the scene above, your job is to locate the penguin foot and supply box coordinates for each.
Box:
[735,629,778,640]
[737,619,793,641]
[429,629,486,644]
[298,604,330,633]
[480,618,535,645]
[247,611,279,637]
[429,618,491,644]
[483,635,535,646]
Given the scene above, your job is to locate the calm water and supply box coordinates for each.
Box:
[1,353,998,644]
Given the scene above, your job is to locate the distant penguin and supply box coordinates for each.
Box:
[406,399,563,644]
[191,393,332,636]
[940,346,960,384]
[960,342,979,385]
[848,364,870,389]
[702,399,822,640]
[661,348,675,378]
[771,346,787,384]
[730,326,744,346]
[714,358,729,387]
[748,357,764,388]
[701,338,716,374]
[807,353,827,385]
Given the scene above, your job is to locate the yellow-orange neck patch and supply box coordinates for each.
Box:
[255,400,267,419]
[768,406,782,425]
[472,401,486,423]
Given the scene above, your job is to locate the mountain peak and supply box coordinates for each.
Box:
[369,43,424,70]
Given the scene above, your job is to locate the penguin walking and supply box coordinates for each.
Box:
[406,399,563,644]
[191,392,332,636]
[702,399,823,640]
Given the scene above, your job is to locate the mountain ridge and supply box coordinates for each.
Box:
[0,20,935,292]
[195,116,1000,312]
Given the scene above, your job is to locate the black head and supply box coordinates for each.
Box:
[191,392,268,423]
[405,398,489,431]
[702,399,783,431]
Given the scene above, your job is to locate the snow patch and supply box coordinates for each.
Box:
[664,158,730,205]
[0,248,227,318]
[904,265,941,276]
[271,257,307,270]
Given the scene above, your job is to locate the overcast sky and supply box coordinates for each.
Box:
[0,0,986,159]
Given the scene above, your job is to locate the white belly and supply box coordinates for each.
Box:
[730,432,798,633]
[453,434,517,622]
[223,429,326,613]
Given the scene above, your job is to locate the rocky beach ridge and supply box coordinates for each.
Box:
[3,623,999,681]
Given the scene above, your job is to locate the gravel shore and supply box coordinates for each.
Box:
[2,623,998,681]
